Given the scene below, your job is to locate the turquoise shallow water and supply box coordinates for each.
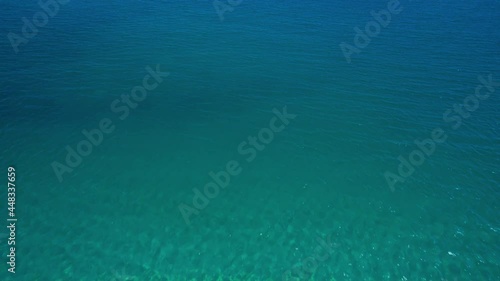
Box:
[0,0,499,280]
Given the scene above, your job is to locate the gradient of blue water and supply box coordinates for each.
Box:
[0,0,499,280]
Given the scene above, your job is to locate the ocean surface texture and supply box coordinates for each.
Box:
[0,0,499,280]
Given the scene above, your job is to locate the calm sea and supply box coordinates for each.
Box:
[0,0,499,280]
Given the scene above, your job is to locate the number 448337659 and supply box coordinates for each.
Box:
[7,167,16,217]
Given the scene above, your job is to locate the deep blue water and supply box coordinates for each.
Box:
[0,0,499,280]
